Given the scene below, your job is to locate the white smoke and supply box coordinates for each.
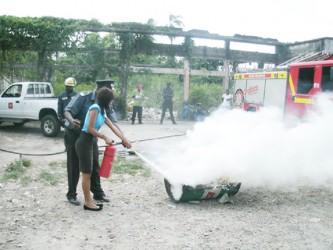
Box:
[144,93,333,190]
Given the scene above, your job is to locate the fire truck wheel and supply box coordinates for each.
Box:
[247,107,257,112]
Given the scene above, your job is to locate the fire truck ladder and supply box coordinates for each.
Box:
[277,50,332,68]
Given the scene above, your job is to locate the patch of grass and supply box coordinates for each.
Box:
[38,170,60,185]
[21,176,32,186]
[112,157,151,176]
[22,159,32,167]
[49,161,66,169]
[2,159,31,181]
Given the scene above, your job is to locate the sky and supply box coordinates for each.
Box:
[1,0,333,44]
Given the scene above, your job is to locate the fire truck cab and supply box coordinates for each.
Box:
[233,60,333,117]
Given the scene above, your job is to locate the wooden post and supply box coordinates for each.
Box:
[183,58,190,101]
[223,40,231,93]
[224,59,230,92]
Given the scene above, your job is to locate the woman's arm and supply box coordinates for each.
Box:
[105,118,132,148]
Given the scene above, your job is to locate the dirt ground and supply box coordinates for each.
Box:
[0,119,333,250]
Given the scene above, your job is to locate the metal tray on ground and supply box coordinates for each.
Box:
[164,178,241,203]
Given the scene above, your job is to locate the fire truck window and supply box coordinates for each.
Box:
[321,66,333,92]
[297,67,314,94]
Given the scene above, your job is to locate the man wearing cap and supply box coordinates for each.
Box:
[160,82,177,125]
[64,79,130,205]
[57,77,78,126]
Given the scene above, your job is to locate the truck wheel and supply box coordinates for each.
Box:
[247,107,257,112]
[41,115,61,137]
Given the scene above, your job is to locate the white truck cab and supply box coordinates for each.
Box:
[0,82,61,137]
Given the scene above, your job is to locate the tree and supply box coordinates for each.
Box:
[0,16,86,81]
[168,14,184,45]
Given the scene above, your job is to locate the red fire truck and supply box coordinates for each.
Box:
[232,60,333,117]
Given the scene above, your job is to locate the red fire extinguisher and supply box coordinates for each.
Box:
[100,145,117,178]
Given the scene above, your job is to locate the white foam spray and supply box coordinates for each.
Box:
[142,93,333,191]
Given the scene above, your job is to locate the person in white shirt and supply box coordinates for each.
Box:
[221,89,233,109]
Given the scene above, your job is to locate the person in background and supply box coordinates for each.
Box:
[221,89,233,109]
[160,82,177,125]
[57,77,77,126]
[64,79,129,206]
[131,83,146,124]
[75,87,131,211]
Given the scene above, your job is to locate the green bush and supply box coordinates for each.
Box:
[113,95,127,119]
[52,72,224,118]
[188,83,222,108]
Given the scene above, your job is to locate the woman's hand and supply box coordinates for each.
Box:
[122,138,132,149]
[104,137,114,145]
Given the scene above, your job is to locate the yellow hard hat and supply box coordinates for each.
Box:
[64,77,77,87]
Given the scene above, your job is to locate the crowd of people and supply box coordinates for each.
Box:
[58,77,232,211]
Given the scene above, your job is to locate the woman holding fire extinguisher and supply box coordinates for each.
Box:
[75,87,132,211]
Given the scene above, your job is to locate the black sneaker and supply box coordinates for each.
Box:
[93,194,110,202]
[68,197,81,206]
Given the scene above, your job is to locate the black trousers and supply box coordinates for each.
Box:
[65,129,105,199]
[131,106,143,124]
[160,101,176,124]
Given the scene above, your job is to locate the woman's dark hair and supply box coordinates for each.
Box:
[96,87,114,114]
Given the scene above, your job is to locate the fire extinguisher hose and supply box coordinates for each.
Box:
[99,133,186,148]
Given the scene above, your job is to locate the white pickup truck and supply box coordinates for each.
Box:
[0,82,61,137]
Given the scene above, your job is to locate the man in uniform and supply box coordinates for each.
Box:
[64,79,126,205]
[160,82,177,125]
[57,77,78,126]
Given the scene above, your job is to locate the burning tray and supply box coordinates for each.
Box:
[164,178,241,203]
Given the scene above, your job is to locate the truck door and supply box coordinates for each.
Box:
[286,65,318,116]
[320,66,333,92]
[263,74,288,110]
[0,84,23,118]
[245,78,265,108]
[233,74,266,111]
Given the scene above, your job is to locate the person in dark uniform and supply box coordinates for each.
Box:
[57,77,78,126]
[64,79,129,205]
[160,82,177,125]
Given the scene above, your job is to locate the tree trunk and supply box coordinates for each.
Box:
[119,62,130,119]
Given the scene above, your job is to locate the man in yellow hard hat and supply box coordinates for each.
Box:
[57,77,80,205]
[57,77,78,125]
